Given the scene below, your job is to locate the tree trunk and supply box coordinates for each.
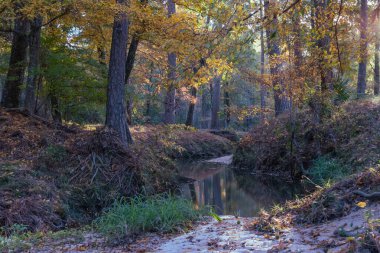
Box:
[373,0,380,96]
[126,99,133,125]
[313,0,333,93]
[357,0,368,97]
[105,0,133,146]
[163,0,177,124]
[1,17,29,108]
[50,94,62,124]
[25,16,42,114]
[185,86,197,126]
[224,84,231,128]
[264,0,289,116]
[259,0,266,117]
[125,35,139,83]
[210,76,221,129]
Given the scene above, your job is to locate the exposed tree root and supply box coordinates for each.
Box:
[353,190,380,200]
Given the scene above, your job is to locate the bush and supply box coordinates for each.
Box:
[95,194,203,238]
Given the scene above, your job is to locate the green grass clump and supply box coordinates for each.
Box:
[308,155,352,185]
[95,194,203,238]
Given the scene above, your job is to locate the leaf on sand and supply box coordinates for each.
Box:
[356,202,367,208]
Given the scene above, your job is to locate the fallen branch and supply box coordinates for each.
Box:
[353,190,380,200]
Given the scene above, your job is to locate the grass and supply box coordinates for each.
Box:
[95,194,204,239]
[308,155,352,185]
[0,227,85,252]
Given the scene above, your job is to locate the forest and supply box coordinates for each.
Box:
[1,0,380,252]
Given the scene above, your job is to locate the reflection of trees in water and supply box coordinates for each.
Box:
[212,173,224,214]
[232,171,306,205]
[183,165,307,217]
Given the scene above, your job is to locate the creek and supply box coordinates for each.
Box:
[178,155,307,216]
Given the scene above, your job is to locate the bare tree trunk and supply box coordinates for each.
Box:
[105,0,133,146]
[264,0,289,116]
[224,83,231,128]
[25,16,42,114]
[375,0,380,95]
[50,94,62,124]
[163,0,177,124]
[125,35,139,83]
[357,0,368,97]
[210,76,221,129]
[1,16,29,108]
[259,0,266,117]
[185,87,197,126]
[314,0,333,93]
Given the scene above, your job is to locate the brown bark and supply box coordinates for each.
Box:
[259,0,266,116]
[25,16,43,114]
[105,0,133,146]
[264,0,290,116]
[313,0,333,92]
[1,16,29,108]
[185,86,197,126]
[357,0,368,97]
[224,84,231,127]
[163,0,177,124]
[375,0,380,96]
[125,35,139,84]
[210,76,221,129]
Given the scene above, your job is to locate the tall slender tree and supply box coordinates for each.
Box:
[374,1,380,96]
[210,76,221,129]
[259,0,266,118]
[105,0,133,146]
[264,0,289,116]
[357,0,368,97]
[163,0,177,124]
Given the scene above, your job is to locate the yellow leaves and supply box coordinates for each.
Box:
[356,201,367,208]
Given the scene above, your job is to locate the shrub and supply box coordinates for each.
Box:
[95,194,203,239]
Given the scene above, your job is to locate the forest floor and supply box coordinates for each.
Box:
[21,157,380,253]
[25,189,380,253]
[1,103,380,252]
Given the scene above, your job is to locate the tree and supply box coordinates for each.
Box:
[259,0,266,119]
[25,16,43,113]
[260,0,267,117]
[1,5,29,108]
[185,86,197,126]
[105,0,133,146]
[357,0,368,97]
[374,0,379,96]
[264,0,289,116]
[163,0,177,124]
[210,76,221,129]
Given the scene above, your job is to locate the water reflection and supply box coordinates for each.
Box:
[179,161,307,217]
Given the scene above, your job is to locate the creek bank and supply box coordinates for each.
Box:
[25,203,379,252]
[233,100,380,180]
[0,108,233,235]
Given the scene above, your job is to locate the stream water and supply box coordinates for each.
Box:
[178,158,308,217]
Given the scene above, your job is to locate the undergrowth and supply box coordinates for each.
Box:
[234,100,380,179]
[0,227,85,252]
[308,155,352,185]
[95,194,204,239]
[0,109,232,234]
